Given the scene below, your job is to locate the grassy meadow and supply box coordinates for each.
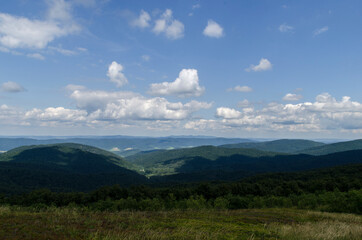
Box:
[0,207,361,240]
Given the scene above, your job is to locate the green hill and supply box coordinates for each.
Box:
[0,143,137,171]
[126,145,280,176]
[151,149,362,183]
[0,143,147,193]
[220,139,325,153]
[297,139,362,155]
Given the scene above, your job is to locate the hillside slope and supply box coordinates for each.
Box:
[297,139,362,155]
[151,149,362,183]
[0,144,147,193]
[126,145,280,176]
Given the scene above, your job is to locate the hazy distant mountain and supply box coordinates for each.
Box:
[0,136,253,155]
[220,139,325,153]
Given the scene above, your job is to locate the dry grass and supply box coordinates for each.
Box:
[272,210,362,240]
[0,207,361,240]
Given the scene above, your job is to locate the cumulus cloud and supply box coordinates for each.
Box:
[283,93,302,101]
[314,26,328,36]
[68,88,211,121]
[25,107,87,122]
[153,9,184,39]
[184,119,218,130]
[131,10,151,28]
[107,61,128,87]
[279,23,294,32]
[1,81,26,93]
[216,107,242,119]
[203,20,224,38]
[229,85,252,92]
[245,58,272,72]
[215,93,362,132]
[149,69,205,97]
[0,0,80,50]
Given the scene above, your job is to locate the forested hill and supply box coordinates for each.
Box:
[1,143,362,194]
[296,139,362,155]
[0,144,147,194]
[220,139,325,153]
[149,149,362,183]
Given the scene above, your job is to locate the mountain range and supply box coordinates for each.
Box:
[1,138,362,194]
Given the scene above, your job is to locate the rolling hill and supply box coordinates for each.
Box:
[125,145,281,176]
[297,139,362,155]
[151,149,362,183]
[0,143,147,194]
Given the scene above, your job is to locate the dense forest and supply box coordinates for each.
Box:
[1,164,361,214]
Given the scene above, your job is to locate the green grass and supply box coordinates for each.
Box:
[0,207,361,240]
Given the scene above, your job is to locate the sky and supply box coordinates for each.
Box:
[1,0,362,139]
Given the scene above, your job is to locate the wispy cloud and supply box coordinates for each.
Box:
[279,23,294,33]
[314,26,328,36]
[228,86,252,92]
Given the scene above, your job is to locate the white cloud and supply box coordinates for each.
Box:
[1,81,26,93]
[107,61,128,87]
[245,58,272,72]
[229,85,252,92]
[49,46,76,56]
[68,88,211,121]
[238,99,250,108]
[27,53,45,60]
[142,55,150,61]
[216,107,242,119]
[279,23,294,32]
[46,0,72,21]
[149,69,205,97]
[192,4,201,9]
[153,9,184,39]
[215,93,362,132]
[203,20,224,38]
[0,0,80,49]
[65,84,86,92]
[25,107,87,122]
[314,26,328,36]
[184,119,218,130]
[69,85,211,120]
[283,93,302,101]
[131,10,151,28]
[69,89,138,112]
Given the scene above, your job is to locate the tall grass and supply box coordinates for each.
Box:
[0,207,361,240]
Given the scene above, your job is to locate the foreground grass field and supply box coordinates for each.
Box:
[0,207,361,240]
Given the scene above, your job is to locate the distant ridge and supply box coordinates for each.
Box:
[220,139,325,153]
[297,139,362,155]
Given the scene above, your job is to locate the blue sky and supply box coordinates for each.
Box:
[1,0,362,138]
